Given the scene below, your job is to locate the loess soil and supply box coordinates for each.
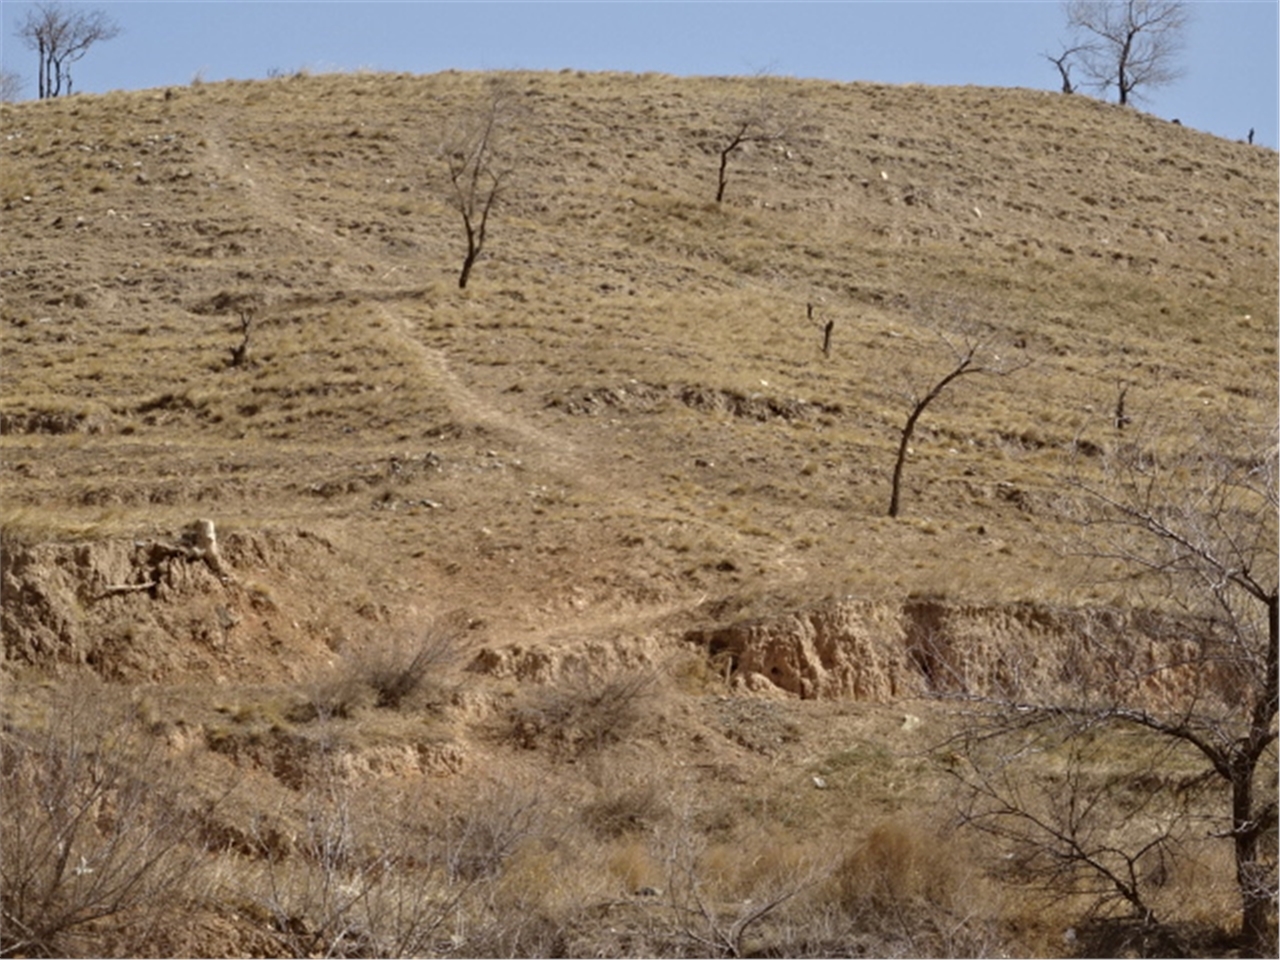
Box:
[0,70,1276,957]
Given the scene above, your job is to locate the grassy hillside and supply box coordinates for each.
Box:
[0,71,1275,957]
[2,71,1274,611]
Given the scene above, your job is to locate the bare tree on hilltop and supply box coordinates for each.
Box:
[16,2,121,100]
[1061,0,1189,106]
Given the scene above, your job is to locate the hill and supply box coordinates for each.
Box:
[0,71,1276,957]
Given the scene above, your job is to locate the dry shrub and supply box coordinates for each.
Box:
[0,681,211,958]
[456,908,571,959]
[606,838,664,894]
[442,781,546,883]
[298,621,464,720]
[509,666,662,757]
[668,646,726,694]
[245,777,548,958]
[292,673,375,722]
[436,784,592,959]
[730,830,827,898]
[654,818,835,958]
[836,820,961,910]
[354,623,464,709]
[581,779,672,839]
[828,819,1000,957]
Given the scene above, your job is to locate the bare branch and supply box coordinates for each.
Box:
[887,301,1029,518]
[1063,0,1190,106]
[17,3,120,99]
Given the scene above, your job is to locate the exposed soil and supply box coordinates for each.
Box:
[0,70,1275,957]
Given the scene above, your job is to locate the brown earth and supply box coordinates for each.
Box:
[0,70,1275,957]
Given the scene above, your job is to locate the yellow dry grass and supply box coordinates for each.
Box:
[0,70,1275,956]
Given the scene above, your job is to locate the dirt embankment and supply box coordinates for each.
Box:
[687,594,1219,709]
[1,524,345,682]
[3,528,1219,712]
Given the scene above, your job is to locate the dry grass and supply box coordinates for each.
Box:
[0,69,1274,956]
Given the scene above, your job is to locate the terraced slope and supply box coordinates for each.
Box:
[0,71,1275,957]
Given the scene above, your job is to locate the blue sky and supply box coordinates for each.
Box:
[2,1,1276,147]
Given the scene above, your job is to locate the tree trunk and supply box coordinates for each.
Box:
[458,219,477,289]
[458,251,476,290]
[716,147,731,203]
[1233,772,1273,958]
[888,414,917,519]
[1236,592,1279,957]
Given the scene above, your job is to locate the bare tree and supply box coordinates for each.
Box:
[948,426,1278,955]
[886,308,1026,518]
[712,77,789,204]
[229,310,254,368]
[1043,44,1087,94]
[441,84,514,290]
[16,2,121,100]
[0,67,23,102]
[1063,0,1190,106]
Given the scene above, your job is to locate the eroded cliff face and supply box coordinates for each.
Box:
[2,529,1220,710]
[0,526,344,682]
[688,595,1218,709]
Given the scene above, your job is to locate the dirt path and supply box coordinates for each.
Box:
[196,124,818,643]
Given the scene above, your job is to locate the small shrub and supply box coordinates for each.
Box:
[834,820,961,912]
[0,682,209,958]
[825,820,1000,957]
[414,778,549,895]
[581,781,671,839]
[357,624,463,709]
[607,839,664,894]
[509,667,661,757]
[298,622,464,720]
[668,647,723,695]
[290,674,374,722]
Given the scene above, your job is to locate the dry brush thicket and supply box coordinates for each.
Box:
[0,69,1276,956]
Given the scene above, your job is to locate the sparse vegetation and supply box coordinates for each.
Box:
[0,683,213,958]
[0,67,1274,956]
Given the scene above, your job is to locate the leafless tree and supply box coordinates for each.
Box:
[441,83,515,290]
[0,67,23,102]
[16,2,121,100]
[711,76,790,204]
[229,310,254,368]
[947,424,1278,955]
[887,306,1026,518]
[1062,0,1190,106]
[1043,44,1087,94]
